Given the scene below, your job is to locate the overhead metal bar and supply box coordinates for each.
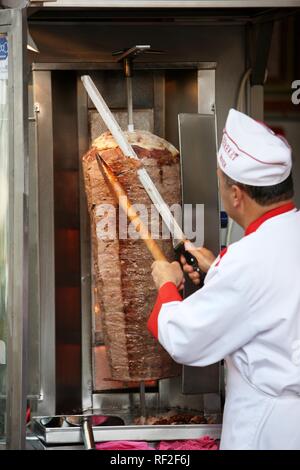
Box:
[29,1,300,8]
[31,61,217,71]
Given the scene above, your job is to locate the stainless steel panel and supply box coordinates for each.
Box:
[31,416,221,444]
[178,113,220,395]
[92,392,159,412]
[32,1,300,8]
[0,27,10,449]
[33,70,56,417]
[0,10,12,26]
[28,80,41,400]
[165,69,198,149]
[41,424,222,444]
[159,377,204,411]
[77,76,93,412]
[31,62,217,72]
[5,8,29,450]
[89,109,154,140]
[198,70,215,115]
[86,71,154,111]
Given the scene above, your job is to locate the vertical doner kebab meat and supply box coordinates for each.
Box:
[82,130,181,381]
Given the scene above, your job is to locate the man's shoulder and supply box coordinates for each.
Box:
[218,234,262,267]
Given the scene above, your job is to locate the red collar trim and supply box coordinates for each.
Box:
[245,202,296,236]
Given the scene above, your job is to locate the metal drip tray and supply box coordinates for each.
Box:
[31,411,222,445]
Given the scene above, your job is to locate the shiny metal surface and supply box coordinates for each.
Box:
[139,382,147,421]
[82,417,95,450]
[28,79,41,400]
[32,70,56,417]
[30,1,300,8]
[77,76,93,412]
[198,70,215,115]
[31,62,216,72]
[5,8,29,450]
[31,414,221,444]
[178,113,220,396]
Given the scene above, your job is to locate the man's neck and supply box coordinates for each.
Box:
[239,199,294,231]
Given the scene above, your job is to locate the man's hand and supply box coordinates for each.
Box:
[181,241,216,286]
[151,260,185,291]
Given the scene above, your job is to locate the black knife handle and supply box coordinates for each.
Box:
[174,243,201,274]
[182,249,201,274]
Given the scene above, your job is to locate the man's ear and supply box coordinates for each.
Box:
[231,184,243,208]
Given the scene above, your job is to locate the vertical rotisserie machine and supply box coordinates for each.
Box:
[22,2,291,448]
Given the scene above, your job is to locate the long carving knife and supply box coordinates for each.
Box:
[81,75,200,273]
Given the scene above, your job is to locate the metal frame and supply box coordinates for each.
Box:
[77,76,93,413]
[27,79,41,400]
[32,70,56,417]
[29,0,300,8]
[31,62,217,72]
[197,69,215,115]
[0,8,29,450]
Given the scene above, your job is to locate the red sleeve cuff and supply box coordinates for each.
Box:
[147,282,182,339]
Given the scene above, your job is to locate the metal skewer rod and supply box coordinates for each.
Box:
[126,74,134,132]
[139,381,147,423]
[123,57,134,132]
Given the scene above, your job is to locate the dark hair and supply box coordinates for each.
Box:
[223,171,294,206]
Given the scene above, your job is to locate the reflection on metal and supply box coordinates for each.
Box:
[29,1,300,8]
[0,28,9,443]
[27,29,39,53]
[31,62,217,72]
[31,414,221,445]
[1,0,28,8]
[28,79,41,400]
[0,341,6,365]
[65,416,96,449]
[32,70,56,417]
[77,77,93,412]
[198,70,215,115]
[178,114,220,396]
[139,381,147,421]
[4,7,29,450]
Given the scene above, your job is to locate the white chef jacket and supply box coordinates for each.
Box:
[148,202,300,450]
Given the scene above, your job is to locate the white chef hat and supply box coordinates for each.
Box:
[217,109,292,186]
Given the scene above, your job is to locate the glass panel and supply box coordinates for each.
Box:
[0,31,9,442]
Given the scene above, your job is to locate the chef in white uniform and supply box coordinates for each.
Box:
[148,108,300,450]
